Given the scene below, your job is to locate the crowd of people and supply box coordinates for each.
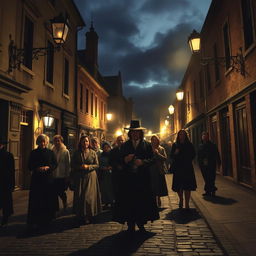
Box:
[0,120,221,234]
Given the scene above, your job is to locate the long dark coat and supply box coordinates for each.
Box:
[170,142,197,192]
[0,148,15,217]
[27,147,58,226]
[113,139,159,224]
[109,146,123,200]
[197,140,221,193]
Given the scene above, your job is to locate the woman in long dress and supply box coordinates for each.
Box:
[150,135,168,207]
[71,135,101,224]
[27,134,58,230]
[170,130,196,209]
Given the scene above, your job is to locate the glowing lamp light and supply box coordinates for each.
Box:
[42,114,54,128]
[165,120,169,126]
[168,105,175,115]
[115,129,123,137]
[106,113,113,121]
[188,29,201,53]
[51,13,69,45]
[176,90,184,101]
[148,130,152,136]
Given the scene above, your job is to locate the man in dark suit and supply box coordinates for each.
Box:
[198,131,221,197]
[0,137,15,227]
[113,120,159,233]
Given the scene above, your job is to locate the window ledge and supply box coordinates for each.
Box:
[224,66,233,77]
[63,93,70,100]
[44,80,55,90]
[244,42,256,59]
[20,64,35,78]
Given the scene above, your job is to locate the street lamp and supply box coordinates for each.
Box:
[188,29,245,76]
[106,113,113,121]
[8,13,69,73]
[176,90,184,101]
[168,105,174,115]
[42,114,55,128]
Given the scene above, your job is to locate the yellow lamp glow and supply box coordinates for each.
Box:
[168,105,175,115]
[188,29,201,53]
[176,90,184,101]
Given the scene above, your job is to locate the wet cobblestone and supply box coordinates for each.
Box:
[0,176,226,256]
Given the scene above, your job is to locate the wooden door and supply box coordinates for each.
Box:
[220,109,233,177]
[234,101,251,185]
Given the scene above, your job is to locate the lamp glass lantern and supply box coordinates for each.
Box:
[176,90,184,101]
[106,113,113,121]
[42,114,54,128]
[188,29,201,53]
[51,14,69,45]
[168,105,175,115]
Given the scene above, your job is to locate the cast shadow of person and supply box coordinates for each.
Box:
[202,195,237,205]
[165,208,202,224]
[16,207,81,238]
[67,230,156,256]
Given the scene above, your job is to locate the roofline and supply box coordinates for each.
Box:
[71,0,86,27]
[78,64,109,97]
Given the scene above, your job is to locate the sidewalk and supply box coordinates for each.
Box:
[191,166,256,256]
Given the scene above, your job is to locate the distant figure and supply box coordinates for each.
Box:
[27,134,58,231]
[150,135,168,207]
[52,135,71,210]
[99,141,114,208]
[113,120,159,233]
[109,135,125,200]
[0,137,15,227]
[170,130,196,209]
[91,137,102,160]
[71,135,101,224]
[197,131,221,197]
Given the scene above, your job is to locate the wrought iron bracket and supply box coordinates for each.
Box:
[8,34,60,73]
[200,47,245,76]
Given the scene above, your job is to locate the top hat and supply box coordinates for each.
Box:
[124,120,146,130]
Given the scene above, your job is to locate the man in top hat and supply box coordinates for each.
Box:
[0,136,15,227]
[113,120,159,233]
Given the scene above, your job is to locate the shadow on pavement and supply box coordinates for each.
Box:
[165,208,202,224]
[202,195,237,205]
[67,230,156,256]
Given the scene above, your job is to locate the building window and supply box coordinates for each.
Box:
[80,84,83,111]
[187,91,190,112]
[85,88,89,113]
[103,103,106,122]
[64,58,69,95]
[46,41,54,84]
[23,16,34,70]
[213,43,220,82]
[241,0,254,50]
[91,92,94,116]
[199,71,203,99]
[223,22,231,70]
[193,80,197,104]
[206,64,211,92]
[100,101,103,121]
[95,96,98,117]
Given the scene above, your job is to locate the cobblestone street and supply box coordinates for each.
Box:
[0,175,225,256]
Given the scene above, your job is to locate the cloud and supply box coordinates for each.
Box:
[74,0,211,130]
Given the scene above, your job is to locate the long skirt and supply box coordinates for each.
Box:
[72,170,102,218]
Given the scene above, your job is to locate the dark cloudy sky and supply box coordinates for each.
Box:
[74,0,212,132]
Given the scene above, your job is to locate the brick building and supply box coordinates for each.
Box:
[173,0,256,189]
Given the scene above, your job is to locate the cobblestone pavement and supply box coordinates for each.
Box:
[0,176,226,256]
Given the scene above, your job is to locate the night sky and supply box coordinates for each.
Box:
[74,0,212,132]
